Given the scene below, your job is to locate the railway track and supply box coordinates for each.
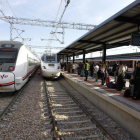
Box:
[0,75,136,139]
[43,79,117,140]
[43,77,136,140]
[0,84,28,122]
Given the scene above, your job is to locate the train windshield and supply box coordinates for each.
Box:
[0,50,17,63]
[46,54,55,62]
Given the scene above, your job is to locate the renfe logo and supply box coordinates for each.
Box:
[0,74,8,79]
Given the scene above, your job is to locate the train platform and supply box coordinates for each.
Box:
[61,71,140,138]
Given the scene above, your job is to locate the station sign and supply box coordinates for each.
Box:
[131,33,140,46]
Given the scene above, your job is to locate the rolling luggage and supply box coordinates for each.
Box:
[106,76,110,85]
[129,84,134,97]
[107,82,113,88]
[107,82,116,89]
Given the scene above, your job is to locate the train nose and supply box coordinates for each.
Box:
[0,72,15,92]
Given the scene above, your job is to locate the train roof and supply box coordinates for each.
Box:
[0,41,23,49]
[93,52,140,60]
[0,41,23,45]
[75,52,140,61]
[92,57,140,61]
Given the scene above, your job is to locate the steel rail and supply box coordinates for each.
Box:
[0,70,38,121]
[0,82,28,121]
[43,80,60,140]
[58,81,116,140]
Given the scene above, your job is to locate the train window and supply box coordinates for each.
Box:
[46,54,55,62]
[108,61,116,67]
[0,51,17,63]
[1,44,15,48]
[121,61,132,68]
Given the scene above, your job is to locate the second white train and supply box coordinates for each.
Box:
[41,53,61,78]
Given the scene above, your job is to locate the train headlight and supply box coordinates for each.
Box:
[9,66,14,71]
[42,66,46,69]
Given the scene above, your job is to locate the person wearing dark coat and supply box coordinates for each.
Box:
[116,61,125,91]
[112,61,118,83]
[90,62,94,77]
[133,61,140,99]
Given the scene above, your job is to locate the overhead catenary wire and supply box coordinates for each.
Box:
[1,0,30,46]
[46,0,63,49]
[47,0,70,49]
[5,0,17,18]
[6,2,56,20]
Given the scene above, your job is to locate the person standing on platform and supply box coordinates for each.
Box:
[100,63,106,85]
[90,62,94,77]
[84,60,90,81]
[78,62,82,75]
[67,63,71,73]
[80,62,85,77]
[116,61,125,91]
[94,63,99,82]
[133,61,140,99]
[112,61,118,83]
[72,63,75,73]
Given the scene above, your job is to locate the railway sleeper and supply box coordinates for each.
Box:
[52,103,77,106]
[50,99,72,102]
[60,134,99,140]
[51,101,74,104]
[53,107,79,110]
[57,119,91,124]
[58,126,96,132]
[54,110,83,114]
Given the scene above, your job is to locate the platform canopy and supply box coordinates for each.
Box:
[58,0,140,57]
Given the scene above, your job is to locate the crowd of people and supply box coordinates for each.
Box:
[61,60,140,99]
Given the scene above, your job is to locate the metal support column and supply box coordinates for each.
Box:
[67,55,68,64]
[83,50,85,63]
[102,44,106,63]
[73,53,75,63]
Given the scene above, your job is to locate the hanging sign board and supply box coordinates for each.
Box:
[131,33,140,46]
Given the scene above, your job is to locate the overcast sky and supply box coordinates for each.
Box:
[0,0,139,57]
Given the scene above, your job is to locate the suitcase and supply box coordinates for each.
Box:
[129,84,134,97]
[106,77,110,85]
[124,89,130,97]
[107,82,114,88]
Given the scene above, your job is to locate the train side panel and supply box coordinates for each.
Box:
[0,72,15,92]
[14,45,40,90]
[14,45,28,90]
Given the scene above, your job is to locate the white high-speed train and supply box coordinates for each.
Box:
[0,41,40,92]
[41,53,61,78]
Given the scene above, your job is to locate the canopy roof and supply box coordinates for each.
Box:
[58,0,140,56]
